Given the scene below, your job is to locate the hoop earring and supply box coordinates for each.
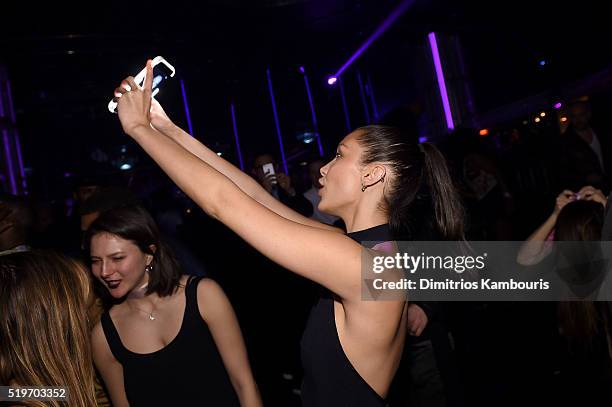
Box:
[361,174,385,192]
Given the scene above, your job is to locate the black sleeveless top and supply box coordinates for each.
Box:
[101,276,239,406]
[300,224,393,407]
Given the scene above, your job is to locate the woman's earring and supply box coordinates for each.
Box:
[145,264,153,273]
[361,184,367,192]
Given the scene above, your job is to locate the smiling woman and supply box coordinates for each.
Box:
[84,205,262,407]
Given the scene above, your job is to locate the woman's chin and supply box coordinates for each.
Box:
[318,201,338,217]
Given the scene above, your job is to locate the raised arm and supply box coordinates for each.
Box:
[114,62,363,301]
[146,99,338,232]
[517,190,574,265]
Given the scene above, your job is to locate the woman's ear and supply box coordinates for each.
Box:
[146,244,157,265]
[362,164,387,186]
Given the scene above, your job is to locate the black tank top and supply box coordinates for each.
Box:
[101,276,239,406]
[300,224,392,407]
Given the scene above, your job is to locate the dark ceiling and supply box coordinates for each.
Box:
[1,0,610,197]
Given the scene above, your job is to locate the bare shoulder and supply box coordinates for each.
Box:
[195,278,232,322]
[90,320,114,360]
[91,319,105,342]
[196,277,226,302]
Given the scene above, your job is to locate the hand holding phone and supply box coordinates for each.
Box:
[108,56,175,114]
[262,163,278,185]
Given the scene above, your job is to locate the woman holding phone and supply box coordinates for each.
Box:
[112,60,463,406]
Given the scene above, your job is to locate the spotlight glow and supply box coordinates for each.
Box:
[535,117,541,123]
[561,117,568,123]
[120,163,132,170]
[327,76,338,86]
[330,0,415,80]
[479,129,489,136]
[540,112,546,117]
[554,102,562,109]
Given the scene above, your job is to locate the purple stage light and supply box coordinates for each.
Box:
[230,103,245,171]
[554,102,562,109]
[302,69,324,156]
[266,69,289,175]
[7,80,26,193]
[180,79,194,137]
[299,66,305,74]
[366,73,380,122]
[327,76,337,86]
[419,136,429,143]
[2,131,16,194]
[331,0,415,80]
[428,32,455,131]
[0,83,17,194]
[356,70,371,124]
[339,77,351,133]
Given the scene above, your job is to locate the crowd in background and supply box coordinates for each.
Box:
[1,96,611,407]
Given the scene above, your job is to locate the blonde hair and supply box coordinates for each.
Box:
[0,250,97,406]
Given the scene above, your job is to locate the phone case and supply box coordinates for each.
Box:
[108,56,176,114]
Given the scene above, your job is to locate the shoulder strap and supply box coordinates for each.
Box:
[185,275,205,319]
[100,312,129,363]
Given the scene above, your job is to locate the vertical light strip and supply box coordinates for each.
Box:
[179,79,195,137]
[6,80,26,193]
[230,103,245,171]
[0,85,17,194]
[428,32,455,131]
[339,77,351,133]
[266,69,289,174]
[2,131,17,194]
[302,69,324,156]
[356,70,371,124]
[366,73,380,122]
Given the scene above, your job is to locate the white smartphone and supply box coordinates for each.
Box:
[262,163,277,185]
[108,56,176,114]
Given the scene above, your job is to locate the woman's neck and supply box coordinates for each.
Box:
[343,205,388,234]
[126,273,158,305]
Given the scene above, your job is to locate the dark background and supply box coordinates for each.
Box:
[1,0,611,199]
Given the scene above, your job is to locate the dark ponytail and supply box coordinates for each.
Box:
[420,142,465,240]
[358,125,464,240]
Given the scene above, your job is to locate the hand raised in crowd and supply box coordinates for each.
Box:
[113,60,154,135]
[406,303,429,337]
[554,190,576,216]
[577,185,607,208]
[261,173,277,193]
